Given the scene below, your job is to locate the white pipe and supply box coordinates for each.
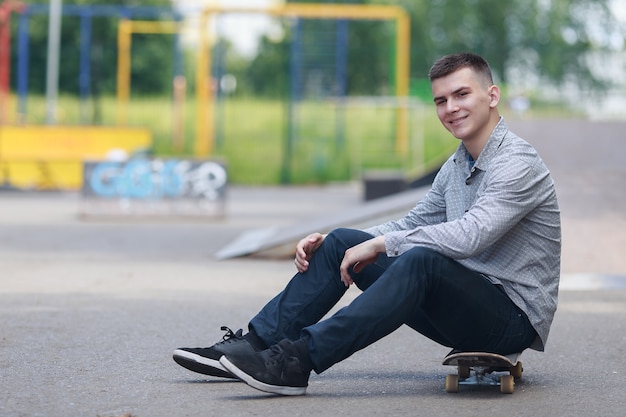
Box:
[46,0,62,125]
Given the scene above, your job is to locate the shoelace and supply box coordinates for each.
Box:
[219,326,244,344]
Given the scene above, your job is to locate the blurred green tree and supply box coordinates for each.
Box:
[10,0,175,96]
[242,0,623,96]
[242,33,290,98]
[381,0,622,90]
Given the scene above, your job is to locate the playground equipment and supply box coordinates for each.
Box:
[4,3,182,123]
[0,3,179,190]
[113,3,411,183]
[1,2,414,189]
[191,3,411,157]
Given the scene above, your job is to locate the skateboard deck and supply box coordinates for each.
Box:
[442,350,523,394]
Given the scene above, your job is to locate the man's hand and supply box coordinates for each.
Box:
[339,236,386,287]
[294,233,326,273]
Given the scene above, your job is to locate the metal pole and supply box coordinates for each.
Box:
[194,10,212,157]
[116,19,131,125]
[79,8,92,124]
[46,0,62,125]
[17,11,30,124]
[394,11,410,154]
[0,3,10,125]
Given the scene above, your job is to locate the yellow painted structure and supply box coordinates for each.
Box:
[0,126,152,190]
[115,3,411,158]
[117,20,182,126]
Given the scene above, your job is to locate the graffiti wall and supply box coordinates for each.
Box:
[80,158,227,217]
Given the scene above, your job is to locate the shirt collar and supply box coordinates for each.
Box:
[453,117,508,171]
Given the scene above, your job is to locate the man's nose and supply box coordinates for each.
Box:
[446,98,459,113]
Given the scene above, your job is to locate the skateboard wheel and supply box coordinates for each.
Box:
[510,362,523,379]
[500,375,514,394]
[458,365,470,379]
[445,374,459,393]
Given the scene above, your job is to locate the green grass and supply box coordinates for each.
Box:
[221,98,462,184]
[6,94,462,184]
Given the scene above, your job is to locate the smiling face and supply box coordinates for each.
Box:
[431,66,501,152]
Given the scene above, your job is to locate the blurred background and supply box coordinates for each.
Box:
[0,0,624,191]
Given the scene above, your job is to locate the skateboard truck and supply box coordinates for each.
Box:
[442,350,523,394]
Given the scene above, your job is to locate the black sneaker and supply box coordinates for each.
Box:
[219,339,312,396]
[173,326,261,378]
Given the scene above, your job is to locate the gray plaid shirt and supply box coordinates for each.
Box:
[364,118,561,351]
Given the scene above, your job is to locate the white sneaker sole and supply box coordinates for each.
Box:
[173,349,227,372]
[219,356,307,396]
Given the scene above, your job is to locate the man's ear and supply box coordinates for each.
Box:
[488,85,501,108]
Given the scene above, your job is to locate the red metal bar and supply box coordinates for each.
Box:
[0,3,10,123]
[0,1,26,124]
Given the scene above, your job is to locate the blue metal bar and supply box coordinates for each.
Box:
[335,19,348,150]
[335,20,348,97]
[16,12,29,121]
[290,19,302,103]
[79,8,92,123]
[282,18,304,184]
[23,4,181,19]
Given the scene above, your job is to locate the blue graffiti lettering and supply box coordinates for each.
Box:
[86,159,227,201]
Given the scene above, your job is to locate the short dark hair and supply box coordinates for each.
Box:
[428,52,494,86]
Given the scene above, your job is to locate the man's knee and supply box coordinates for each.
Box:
[325,228,352,241]
[326,227,369,240]
[324,228,373,252]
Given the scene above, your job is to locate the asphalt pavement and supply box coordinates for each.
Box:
[1,119,625,417]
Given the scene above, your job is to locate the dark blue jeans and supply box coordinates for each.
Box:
[249,228,536,373]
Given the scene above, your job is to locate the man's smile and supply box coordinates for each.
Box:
[447,115,468,126]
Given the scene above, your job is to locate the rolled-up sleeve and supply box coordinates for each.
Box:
[383,155,549,259]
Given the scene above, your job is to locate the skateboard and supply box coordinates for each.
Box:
[442,350,523,394]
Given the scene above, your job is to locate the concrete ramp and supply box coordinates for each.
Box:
[215,186,429,259]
